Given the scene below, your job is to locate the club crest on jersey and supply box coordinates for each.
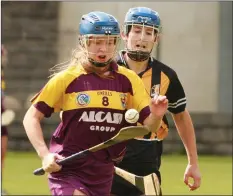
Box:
[76,93,90,106]
[119,93,127,109]
[151,84,160,98]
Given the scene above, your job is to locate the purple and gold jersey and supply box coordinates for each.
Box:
[31,62,150,162]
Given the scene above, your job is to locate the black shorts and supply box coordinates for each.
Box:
[111,140,163,196]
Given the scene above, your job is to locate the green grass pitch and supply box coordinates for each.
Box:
[2,152,232,195]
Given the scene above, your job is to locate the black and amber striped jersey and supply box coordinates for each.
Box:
[117,51,187,141]
[116,51,186,163]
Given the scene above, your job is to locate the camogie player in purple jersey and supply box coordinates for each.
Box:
[23,11,168,196]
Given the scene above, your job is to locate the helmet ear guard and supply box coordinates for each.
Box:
[78,35,90,48]
[78,36,85,48]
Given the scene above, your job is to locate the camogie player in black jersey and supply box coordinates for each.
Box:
[111,7,201,196]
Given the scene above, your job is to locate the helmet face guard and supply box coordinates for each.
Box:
[123,7,161,62]
[124,23,159,62]
[79,34,120,67]
[79,11,121,67]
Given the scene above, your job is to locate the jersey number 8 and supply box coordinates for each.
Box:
[102,96,109,106]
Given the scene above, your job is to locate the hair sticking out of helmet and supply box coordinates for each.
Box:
[123,7,161,62]
[79,11,121,67]
[49,11,120,78]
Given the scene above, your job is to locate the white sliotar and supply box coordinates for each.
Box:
[125,109,139,124]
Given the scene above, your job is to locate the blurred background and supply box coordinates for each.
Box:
[1,1,232,195]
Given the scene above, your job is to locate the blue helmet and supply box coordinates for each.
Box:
[79,11,120,35]
[124,7,161,34]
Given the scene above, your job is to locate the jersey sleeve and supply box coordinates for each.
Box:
[166,72,186,114]
[31,73,65,118]
[130,74,151,124]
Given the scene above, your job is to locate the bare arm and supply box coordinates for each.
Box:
[23,105,49,159]
[172,108,198,165]
[143,113,162,133]
[172,108,201,190]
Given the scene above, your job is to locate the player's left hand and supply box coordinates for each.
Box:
[184,164,201,191]
[150,94,168,118]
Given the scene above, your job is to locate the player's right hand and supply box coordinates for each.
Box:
[42,153,64,173]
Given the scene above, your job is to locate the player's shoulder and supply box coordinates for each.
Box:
[48,64,84,87]
[51,65,83,80]
[117,65,140,79]
[151,58,178,79]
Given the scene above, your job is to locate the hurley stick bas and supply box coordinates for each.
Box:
[33,126,150,176]
[114,166,162,196]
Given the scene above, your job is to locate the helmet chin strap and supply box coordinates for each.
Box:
[126,50,151,62]
[88,58,112,67]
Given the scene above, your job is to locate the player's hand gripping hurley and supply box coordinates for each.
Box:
[33,126,149,176]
